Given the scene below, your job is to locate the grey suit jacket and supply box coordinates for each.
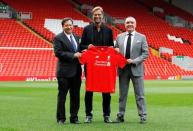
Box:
[115,31,148,76]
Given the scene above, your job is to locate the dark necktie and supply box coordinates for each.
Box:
[70,35,77,51]
[125,33,132,59]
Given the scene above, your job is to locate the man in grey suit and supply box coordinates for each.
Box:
[115,16,148,124]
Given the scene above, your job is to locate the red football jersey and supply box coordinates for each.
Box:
[79,46,127,93]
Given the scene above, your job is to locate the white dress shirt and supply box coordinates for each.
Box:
[123,31,135,56]
[64,32,78,49]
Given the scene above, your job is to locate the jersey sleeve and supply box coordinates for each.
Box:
[116,52,127,68]
[79,50,89,64]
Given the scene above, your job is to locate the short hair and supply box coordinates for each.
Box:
[125,16,136,23]
[61,17,73,26]
[92,6,103,14]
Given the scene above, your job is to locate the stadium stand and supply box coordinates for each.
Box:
[0,19,50,47]
[137,0,193,22]
[2,0,90,41]
[0,18,56,80]
[0,0,193,80]
[0,49,56,81]
[73,0,193,78]
[144,49,193,79]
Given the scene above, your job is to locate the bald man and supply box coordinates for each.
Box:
[115,16,148,124]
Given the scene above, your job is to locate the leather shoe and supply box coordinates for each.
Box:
[104,116,112,123]
[57,120,65,124]
[70,119,81,124]
[116,114,124,123]
[140,117,147,124]
[84,116,92,123]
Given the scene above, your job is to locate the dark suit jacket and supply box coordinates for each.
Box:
[53,32,82,78]
[80,23,114,50]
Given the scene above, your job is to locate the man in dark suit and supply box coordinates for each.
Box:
[115,16,148,124]
[53,18,82,124]
[80,6,114,123]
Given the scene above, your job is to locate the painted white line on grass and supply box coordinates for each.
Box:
[145,87,193,94]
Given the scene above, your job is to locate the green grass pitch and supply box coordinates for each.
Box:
[0,80,193,131]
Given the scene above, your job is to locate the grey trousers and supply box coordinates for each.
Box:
[118,67,147,118]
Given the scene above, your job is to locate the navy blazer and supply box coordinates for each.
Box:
[53,32,82,78]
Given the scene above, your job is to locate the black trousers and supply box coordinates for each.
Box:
[85,91,111,117]
[56,76,81,122]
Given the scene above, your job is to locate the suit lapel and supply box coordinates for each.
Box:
[131,31,139,52]
[73,34,80,51]
[120,32,127,55]
[61,32,75,52]
[132,31,138,44]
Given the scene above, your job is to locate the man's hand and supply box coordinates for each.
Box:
[114,48,120,53]
[127,59,133,64]
[81,49,87,52]
[74,52,82,58]
[88,44,94,49]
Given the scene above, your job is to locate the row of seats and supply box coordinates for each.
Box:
[138,0,193,22]
[144,49,193,76]
[1,48,192,77]
[3,0,90,41]
[0,49,56,76]
[0,19,50,47]
[114,11,193,57]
